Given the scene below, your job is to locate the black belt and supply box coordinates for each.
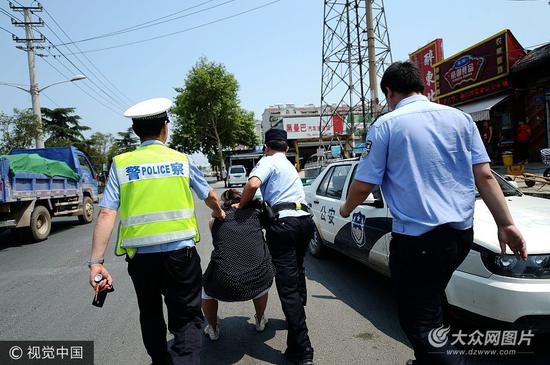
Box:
[271,202,310,214]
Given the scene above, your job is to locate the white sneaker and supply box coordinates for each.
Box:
[203,324,220,341]
[255,314,268,332]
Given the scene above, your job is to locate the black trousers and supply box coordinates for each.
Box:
[266,215,315,361]
[390,225,473,365]
[127,247,203,365]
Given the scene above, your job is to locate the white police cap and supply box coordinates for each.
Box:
[123,97,172,121]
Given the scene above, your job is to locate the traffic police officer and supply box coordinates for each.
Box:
[88,98,225,365]
[238,129,315,365]
[340,62,527,365]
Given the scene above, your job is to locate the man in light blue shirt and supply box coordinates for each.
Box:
[88,98,224,365]
[340,62,526,365]
[239,129,314,365]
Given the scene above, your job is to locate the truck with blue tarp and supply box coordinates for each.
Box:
[0,146,98,241]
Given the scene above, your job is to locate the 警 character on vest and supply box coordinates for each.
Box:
[87,97,225,365]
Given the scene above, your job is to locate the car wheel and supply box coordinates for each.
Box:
[29,205,51,242]
[544,168,550,178]
[78,196,94,224]
[309,227,325,258]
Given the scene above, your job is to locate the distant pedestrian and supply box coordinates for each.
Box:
[481,121,493,160]
[339,62,527,365]
[202,189,275,341]
[516,121,531,164]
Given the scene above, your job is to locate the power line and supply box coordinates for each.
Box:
[56,0,236,46]
[40,6,133,106]
[66,0,281,55]
[39,55,122,116]
[1,5,129,111]
[0,24,15,36]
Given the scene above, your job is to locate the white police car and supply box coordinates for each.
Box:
[305,160,550,331]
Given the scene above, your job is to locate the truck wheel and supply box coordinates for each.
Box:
[525,179,536,188]
[308,227,325,258]
[30,205,51,241]
[78,196,94,224]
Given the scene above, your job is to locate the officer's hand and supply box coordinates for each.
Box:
[212,209,226,221]
[497,224,527,260]
[89,264,114,292]
[339,205,350,218]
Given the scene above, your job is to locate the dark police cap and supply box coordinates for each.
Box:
[265,129,287,143]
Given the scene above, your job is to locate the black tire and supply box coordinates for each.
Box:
[308,227,325,258]
[78,196,94,224]
[29,205,51,242]
[525,179,536,188]
[544,168,550,178]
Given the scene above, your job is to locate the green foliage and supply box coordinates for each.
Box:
[81,132,114,174]
[170,57,258,170]
[41,107,90,149]
[0,109,40,154]
[108,127,139,160]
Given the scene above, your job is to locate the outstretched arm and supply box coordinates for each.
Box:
[205,188,225,220]
[340,180,375,218]
[239,177,261,209]
[474,163,527,260]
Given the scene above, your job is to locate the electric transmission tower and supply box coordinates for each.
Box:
[320,0,392,153]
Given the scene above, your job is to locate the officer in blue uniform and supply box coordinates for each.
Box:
[238,129,314,365]
[88,98,225,365]
[340,62,527,365]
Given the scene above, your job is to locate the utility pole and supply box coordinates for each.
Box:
[10,2,46,148]
[365,0,379,118]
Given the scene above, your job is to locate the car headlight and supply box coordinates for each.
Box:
[480,251,550,279]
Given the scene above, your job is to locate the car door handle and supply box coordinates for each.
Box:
[313,200,319,204]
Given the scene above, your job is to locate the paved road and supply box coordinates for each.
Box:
[0,181,548,364]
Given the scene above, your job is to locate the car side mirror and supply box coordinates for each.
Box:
[363,194,384,208]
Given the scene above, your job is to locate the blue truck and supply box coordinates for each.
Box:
[0,147,99,241]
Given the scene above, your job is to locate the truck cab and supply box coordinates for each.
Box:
[1,147,99,242]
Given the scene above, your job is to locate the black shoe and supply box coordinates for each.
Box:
[284,350,314,365]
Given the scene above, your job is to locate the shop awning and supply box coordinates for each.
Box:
[456,94,510,122]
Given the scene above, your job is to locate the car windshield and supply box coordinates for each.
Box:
[476,172,522,198]
[230,167,245,174]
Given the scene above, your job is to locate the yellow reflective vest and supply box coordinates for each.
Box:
[113,143,200,258]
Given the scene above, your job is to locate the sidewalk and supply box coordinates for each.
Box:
[492,162,550,199]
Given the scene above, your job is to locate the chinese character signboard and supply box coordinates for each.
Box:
[434,29,525,105]
[282,116,335,140]
[409,39,444,101]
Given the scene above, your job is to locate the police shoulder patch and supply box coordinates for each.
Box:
[361,140,373,159]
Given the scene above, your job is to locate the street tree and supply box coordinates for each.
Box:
[109,127,139,159]
[83,132,114,175]
[0,109,40,154]
[171,57,258,173]
[41,107,90,148]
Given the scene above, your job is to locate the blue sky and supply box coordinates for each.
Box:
[1,0,549,150]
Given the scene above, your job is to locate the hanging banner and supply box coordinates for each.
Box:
[409,39,444,102]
